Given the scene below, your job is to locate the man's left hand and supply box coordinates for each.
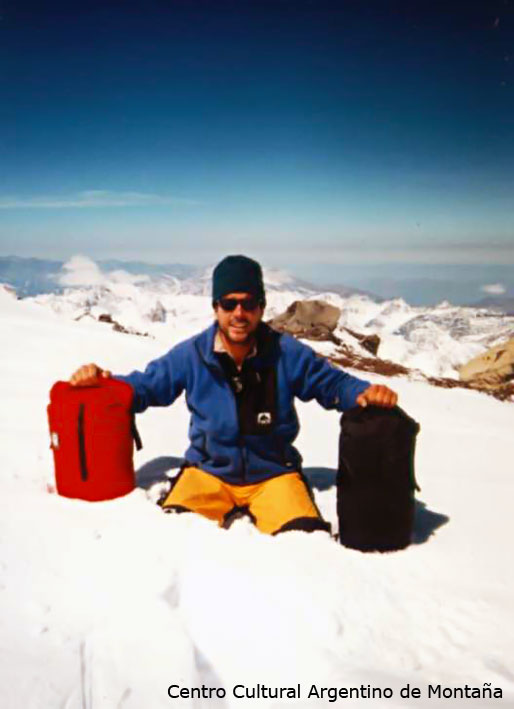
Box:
[356,384,398,408]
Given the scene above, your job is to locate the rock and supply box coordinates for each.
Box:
[330,348,410,377]
[148,300,166,323]
[342,327,381,356]
[458,338,514,390]
[97,312,148,337]
[268,299,342,341]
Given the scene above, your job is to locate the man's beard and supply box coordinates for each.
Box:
[220,320,256,345]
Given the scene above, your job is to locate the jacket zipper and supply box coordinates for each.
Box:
[195,340,247,482]
[230,385,246,483]
[198,356,247,482]
[224,371,246,482]
[239,433,247,483]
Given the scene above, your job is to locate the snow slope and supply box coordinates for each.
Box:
[0,288,513,708]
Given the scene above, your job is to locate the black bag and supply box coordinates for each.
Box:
[337,405,420,552]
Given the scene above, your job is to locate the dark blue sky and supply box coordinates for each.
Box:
[1,1,513,283]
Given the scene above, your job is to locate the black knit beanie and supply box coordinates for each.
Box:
[212,255,266,305]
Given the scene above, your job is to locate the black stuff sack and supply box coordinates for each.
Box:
[337,405,420,552]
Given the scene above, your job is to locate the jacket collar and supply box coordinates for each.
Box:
[194,321,279,370]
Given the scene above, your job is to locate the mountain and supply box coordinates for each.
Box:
[10,259,511,380]
[0,255,199,296]
[0,254,339,301]
[317,282,383,302]
[470,296,514,314]
[0,255,64,296]
[96,260,197,280]
[2,255,514,380]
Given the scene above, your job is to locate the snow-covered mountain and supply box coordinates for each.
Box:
[0,268,513,708]
[0,254,198,296]
[17,255,514,380]
[337,297,514,379]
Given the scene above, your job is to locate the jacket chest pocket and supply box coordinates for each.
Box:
[236,365,277,436]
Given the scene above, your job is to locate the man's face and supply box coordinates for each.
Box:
[214,291,264,345]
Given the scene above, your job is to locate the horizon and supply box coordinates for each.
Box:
[1,252,513,307]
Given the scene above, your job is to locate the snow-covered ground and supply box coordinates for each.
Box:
[0,284,513,708]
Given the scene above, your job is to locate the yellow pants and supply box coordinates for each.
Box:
[161,466,329,535]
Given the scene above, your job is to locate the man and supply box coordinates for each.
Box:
[70,255,397,535]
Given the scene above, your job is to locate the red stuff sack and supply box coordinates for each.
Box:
[47,378,142,501]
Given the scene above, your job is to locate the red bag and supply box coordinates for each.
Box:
[47,378,142,501]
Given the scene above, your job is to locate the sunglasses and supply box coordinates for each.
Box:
[217,296,261,312]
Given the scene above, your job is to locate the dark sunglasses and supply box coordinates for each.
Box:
[217,296,261,312]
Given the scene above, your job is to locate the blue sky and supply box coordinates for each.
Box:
[1,1,513,280]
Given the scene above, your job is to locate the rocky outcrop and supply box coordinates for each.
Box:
[329,349,410,377]
[268,299,342,341]
[148,300,166,323]
[269,299,381,354]
[426,376,514,402]
[98,313,149,337]
[342,327,380,356]
[458,339,514,390]
[328,347,514,402]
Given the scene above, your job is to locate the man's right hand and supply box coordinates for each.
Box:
[69,363,111,387]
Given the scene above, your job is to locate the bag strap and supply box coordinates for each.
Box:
[131,415,143,451]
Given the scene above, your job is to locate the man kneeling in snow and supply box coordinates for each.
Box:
[70,255,397,535]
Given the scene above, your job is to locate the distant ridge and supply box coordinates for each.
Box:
[96,260,197,279]
[471,296,514,315]
[0,256,199,297]
[0,255,373,300]
[0,255,64,297]
[322,282,383,303]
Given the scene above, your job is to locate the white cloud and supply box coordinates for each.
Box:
[58,256,104,286]
[0,190,197,209]
[58,255,149,287]
[480,283,506,295]
[108,269,150,285]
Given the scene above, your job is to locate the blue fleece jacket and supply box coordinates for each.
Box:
[116,323,370,484]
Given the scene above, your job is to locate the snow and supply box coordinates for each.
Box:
[1,286,513,708]
[25,258,514,380]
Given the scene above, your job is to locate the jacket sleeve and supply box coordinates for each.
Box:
[284,335,370,412]
[114,343,188,414]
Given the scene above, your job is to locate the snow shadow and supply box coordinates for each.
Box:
[412,500,450,544]
[304,467,450,544]
[138,461,339,491]
[135,456,183,489]
[303,466,337,491]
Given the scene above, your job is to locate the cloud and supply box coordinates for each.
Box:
[480,283,506,295]
[58,255,104,286]
[0,190,198,209]
[58,255,149,287]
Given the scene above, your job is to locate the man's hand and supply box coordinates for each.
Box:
[356,384,398,408]
[69,363,111,387]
